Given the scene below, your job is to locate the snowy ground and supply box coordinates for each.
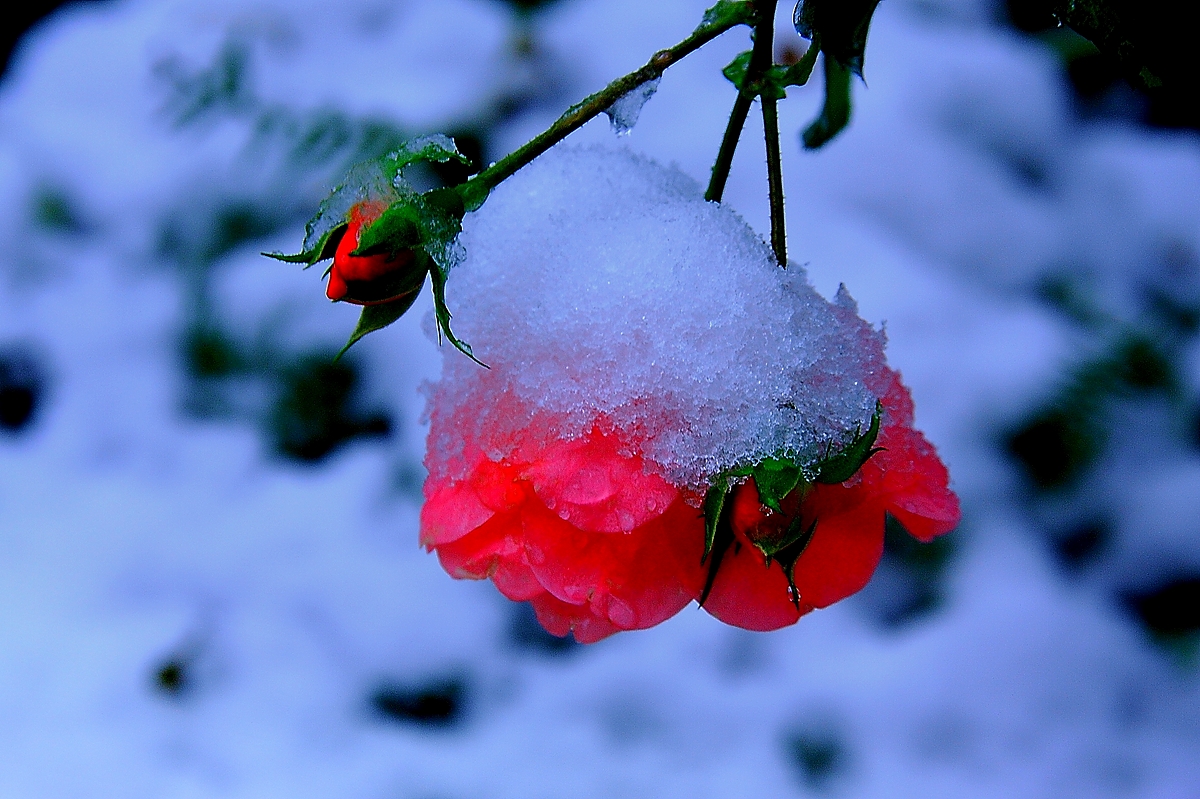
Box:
[0,0,1198,796]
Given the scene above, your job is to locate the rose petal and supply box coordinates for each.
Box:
[701,534,805,632]
[529,592,622,644]
[434,509,545,601]
[791,486,887,609]
[521,497,705,632]
[524,426,678,533]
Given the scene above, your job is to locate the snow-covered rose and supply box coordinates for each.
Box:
[420,146,959,641]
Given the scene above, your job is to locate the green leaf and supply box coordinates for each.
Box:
[722,39,820,101]
[699,0,756,32]
[263,223,346,267]
[750,458,805,513]
[802,53,852,149]
[722,50,754,92]
[793,0,881,77]
[336,281,425,360]
[815,401,882,484]
[428,261,487,368]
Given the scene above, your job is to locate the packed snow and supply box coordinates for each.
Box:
[0,0,1198,796]
[434,144,884,488]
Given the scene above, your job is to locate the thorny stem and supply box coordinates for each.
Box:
[763,95,786,265]
[704,0,780,204]
[465,7,754,202]
[755,2,787,266]
[704,94,753,203]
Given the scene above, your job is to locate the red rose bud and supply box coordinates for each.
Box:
[326,201,424,305]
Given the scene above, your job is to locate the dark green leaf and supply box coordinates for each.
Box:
[793,0,881,76]
[264,224,346,267]
[722,51,754,92]
[723,43,819,101]
[336,284,424,360]
[815,401,882,484]
[802,54,853,149]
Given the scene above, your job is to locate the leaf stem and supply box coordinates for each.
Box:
[465,7,753,204]
[703,0,779,203]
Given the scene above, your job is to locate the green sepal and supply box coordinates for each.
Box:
[263,223,346,268]
[380,134,470,178]
[756,514,817,565]
[699,0,757,32]
[802,53,852,149]
[354,187,466,259]
[353,205,421,257]
[793,0,881,77]
[750,458,806,513]
[768,517,818,610]
[698,482,737,608]
[428,261,487,368]
[722,41,820,101]
[336,280,425,360]
[814,401,883,484]
[702,479,731,563]
[419,187,467,240]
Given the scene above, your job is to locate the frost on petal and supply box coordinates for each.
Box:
[303,159,404,253]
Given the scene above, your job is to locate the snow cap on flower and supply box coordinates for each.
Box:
[419,146,962,642]
[428,144,889,492]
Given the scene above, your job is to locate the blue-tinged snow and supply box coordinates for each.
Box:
[0,0,1198,796]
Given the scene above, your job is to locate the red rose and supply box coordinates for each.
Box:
[421,368,958,642]
[325,201,421,305]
